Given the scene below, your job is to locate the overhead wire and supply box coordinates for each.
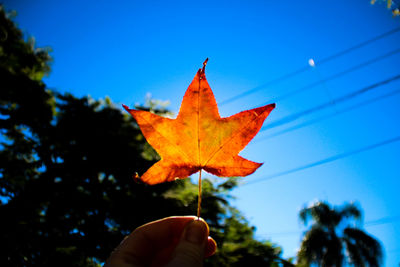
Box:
[260,74,400,132]
[240,77,400,186]
[244,135,400,186]
[256,48,400,106]
[219,26,400,106]
[254,88,400,142]
[365,215,400,227]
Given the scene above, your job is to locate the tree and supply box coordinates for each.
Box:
[0,6,290,266]
[297,201,383,267]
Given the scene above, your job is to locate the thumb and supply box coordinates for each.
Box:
[165,219,208,267]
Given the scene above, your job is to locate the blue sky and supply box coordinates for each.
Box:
[3,0,400,265]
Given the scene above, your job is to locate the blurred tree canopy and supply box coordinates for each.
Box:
[297,201,382,267]
[0,6,293,266]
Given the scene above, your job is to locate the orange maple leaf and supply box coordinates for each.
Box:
[123,59,275,185]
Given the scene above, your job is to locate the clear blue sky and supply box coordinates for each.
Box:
[3,0,400,265]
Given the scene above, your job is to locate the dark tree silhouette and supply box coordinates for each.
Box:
[0,6,291,266]
[297,201,383,267]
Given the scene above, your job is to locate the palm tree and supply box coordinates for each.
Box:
[297,201,383,267]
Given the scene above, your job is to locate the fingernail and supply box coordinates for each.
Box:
[184,220,207,244]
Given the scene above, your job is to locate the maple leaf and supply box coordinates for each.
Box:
[123,59,275,185]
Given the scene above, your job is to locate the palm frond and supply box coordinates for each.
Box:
[300,201,341,228]
[343,237,364,267]
[298,225,343,266]
[343,227,383,267]
[340,202,362,222]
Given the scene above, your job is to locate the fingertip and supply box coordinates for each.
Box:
[196,217,210,235]
[205,236,217,258]
[183,220,208,244]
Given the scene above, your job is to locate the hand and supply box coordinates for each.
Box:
[104,216,217,267]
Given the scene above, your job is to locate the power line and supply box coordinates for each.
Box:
[316,28,400,65]
[219,65,309,106]
[244,135,400,186]
[219,27,400,106]
[255,88,400,142]
[260,74,400,132]
[365,215,400,227]
[257,48,400,106]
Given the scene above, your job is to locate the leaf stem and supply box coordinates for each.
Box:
[197,169,202,218]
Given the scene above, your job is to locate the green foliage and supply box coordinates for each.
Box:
[208,207,288,267]
[0,6,51,80]
[0,6,290,266]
